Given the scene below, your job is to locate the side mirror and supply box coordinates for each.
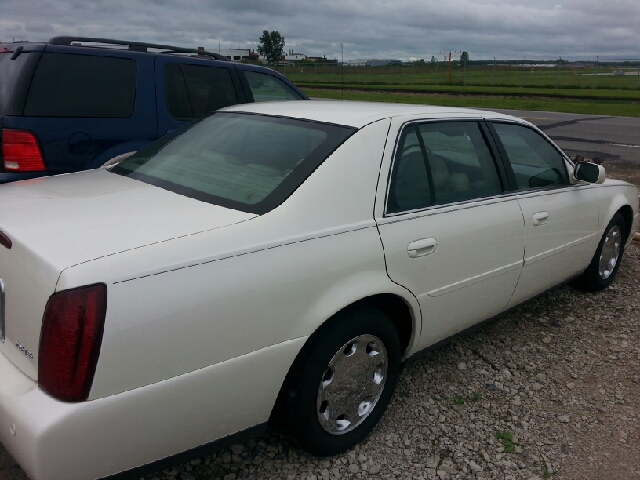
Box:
[573,162,605,184]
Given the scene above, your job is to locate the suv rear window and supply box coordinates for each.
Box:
[165,63,238,120]
[23,53,136,118]
[112,112,356,214]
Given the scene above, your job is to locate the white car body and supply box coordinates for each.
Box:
[0,101,637,480]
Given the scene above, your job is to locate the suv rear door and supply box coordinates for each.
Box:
[155,56,246,136]
[3,45,157,174]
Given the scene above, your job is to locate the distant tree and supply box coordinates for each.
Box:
[257,30,285,64]
[430,55,437,64]
[460,51,469,63]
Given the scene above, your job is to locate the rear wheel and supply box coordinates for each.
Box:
[575,213,626,291]
[281,306,401,456]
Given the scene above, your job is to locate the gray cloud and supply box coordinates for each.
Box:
[1,0,638,60]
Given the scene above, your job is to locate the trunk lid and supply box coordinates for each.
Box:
[0,168,255,379]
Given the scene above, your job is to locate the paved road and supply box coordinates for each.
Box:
[491,109,640,164]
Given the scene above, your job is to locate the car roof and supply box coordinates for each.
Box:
[222,100,523,129]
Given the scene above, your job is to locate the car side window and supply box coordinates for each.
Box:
[388,121,503,213]
[164,64,238,120]
[24,53,136,118]
[492,122,569,190]
[243,70,303,102]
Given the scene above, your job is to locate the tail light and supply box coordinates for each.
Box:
[39,284,107,402]
[2,128,46,172]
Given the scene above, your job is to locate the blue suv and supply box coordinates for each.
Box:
[0,37,308,183]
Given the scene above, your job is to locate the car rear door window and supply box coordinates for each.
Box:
[388,121,503,213]
[491,122,569,190]
[243,70,303,102]
[164,63,238,120]
[23,53,136,118]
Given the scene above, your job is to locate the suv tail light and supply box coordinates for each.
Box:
[39,284,107,402]
[2,128,46,172]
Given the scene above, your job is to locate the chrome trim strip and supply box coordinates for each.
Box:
[524,233,597,266]
[427,260,522,297]
[0,278,5,343]
[379,193,519,225]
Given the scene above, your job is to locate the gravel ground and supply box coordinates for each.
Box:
[2,204,639,480]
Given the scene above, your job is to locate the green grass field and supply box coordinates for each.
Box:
[274,64,640,116]
[305,88,640,117]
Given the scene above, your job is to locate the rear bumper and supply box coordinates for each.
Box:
[0,336,304,480]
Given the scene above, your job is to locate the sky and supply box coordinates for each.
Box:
[1,0,639,61]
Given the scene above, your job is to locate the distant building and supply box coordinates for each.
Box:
[283,49,306,61]
[345,59,402,67]
[306,56,338,64]
[198,47,259,61]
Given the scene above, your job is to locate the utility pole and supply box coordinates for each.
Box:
[440,51,460,83]
[492,57,496,86]
[341,42,344,100]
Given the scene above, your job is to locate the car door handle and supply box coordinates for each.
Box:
[532,212,549,226]
[407,238,438,258]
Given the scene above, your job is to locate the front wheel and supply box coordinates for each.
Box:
[281,306,401,456]
[575,213,626,291]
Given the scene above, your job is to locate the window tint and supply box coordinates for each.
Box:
[492,123,568,190]
[0,51,36,115]
[244,71,303,102]
[165,64,238,120]
[24,53,136,117]
[388,122,503,213]
[112,113,356,214]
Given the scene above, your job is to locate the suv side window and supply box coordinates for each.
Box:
[491,122,568,190]
[24,53,136,118]
[165,64,238,120]
[243,70,303,102]
[388,121,503,213]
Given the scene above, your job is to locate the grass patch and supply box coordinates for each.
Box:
[452,395,465,405]
[304,88,640,117]
[470,391,481,402]
[282,65,640,92]
[495,431,516,453]
[539,453,553,479]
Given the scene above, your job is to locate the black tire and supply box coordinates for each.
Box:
[575,212,626,291]
[279,305,401,456]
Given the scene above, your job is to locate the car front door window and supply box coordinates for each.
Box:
[491,122,568,190]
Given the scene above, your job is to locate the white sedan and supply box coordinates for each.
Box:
[0,102,637,480]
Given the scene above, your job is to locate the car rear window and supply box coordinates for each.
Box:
[112,112,356,214]
[23,53,136,118]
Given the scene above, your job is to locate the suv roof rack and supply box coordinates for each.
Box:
[48,36,229,61]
